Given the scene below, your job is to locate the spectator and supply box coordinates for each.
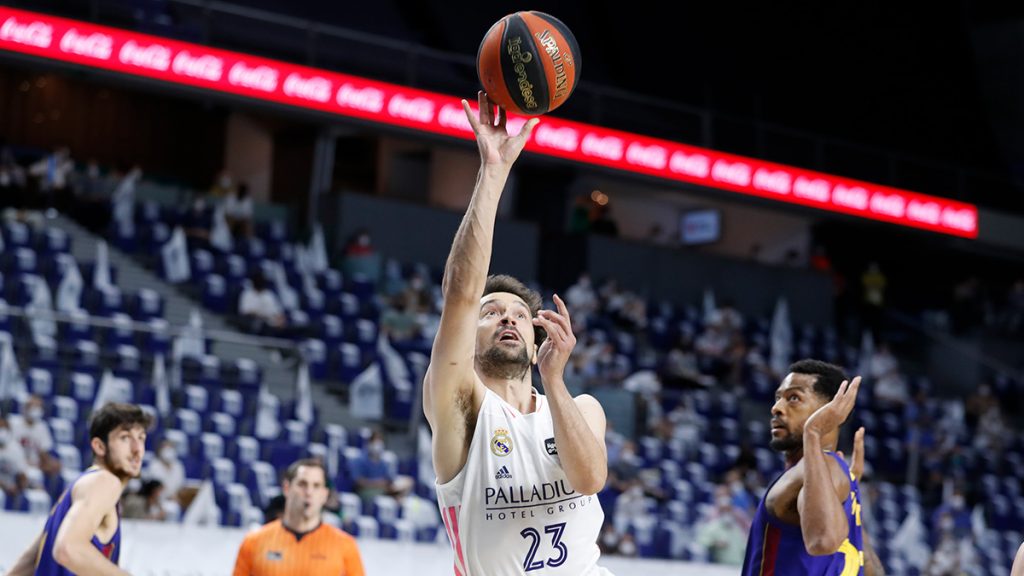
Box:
[343,229,379,282]
[590,203,619,236]
[27,145,73,208]
[238,275,286,334]
[565,273,599,319]
[0,417,29,501]
[870,342,909,408]
[145,440,186,509]
[861,261,887,332]
[11,396,56,472]
[695,484,752,565]
[209,169,235,198]
[183,193,213,242]
[224,183,254,239]
[122,479,168,521]
[391,475,438,532]
[344,229,375,258]
[351,431,392,503]
[380,294,420,343]
[568,195,592,235]
[929,487,972,542]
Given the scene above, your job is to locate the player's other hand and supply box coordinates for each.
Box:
[837,426,867,480]
[533,294,576,386]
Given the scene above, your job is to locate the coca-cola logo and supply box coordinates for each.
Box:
[59,28,112,60]
[0,17,52,48]
[906,199,941,225]
[335,83,385,113]
[228,62,278,93]
[283,73,331,103]
[625,143,667,170]
[118,40,171,71]
[438,103,472,131]
[869,192,905,218]
[941,207,976,232]
[793,176,831,202]
[832,184,869,210]
[580,133,623,161]
[172,51,223,82]
[711,159,752,187]
[387,94,435,124]
[752,168,791,195]
[669,151,710,178]
[534,124,579,152]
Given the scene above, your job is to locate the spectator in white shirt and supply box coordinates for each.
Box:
[239,274,286,334]
[11,396,55,471]
[0,417,30,501]
[145,440,185,516]
[224,183,254,239]
[28,146,73,208]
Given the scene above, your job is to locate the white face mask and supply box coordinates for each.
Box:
[27,407,43,421]
[369,440,385,455]
[619,539,637,556]
[160,447,177,462]
[951,495,964,509]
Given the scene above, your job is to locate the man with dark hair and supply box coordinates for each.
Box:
[8,402,152,576]
[741,360,885,575]
[233,458,364,576]
[426,92,612,575]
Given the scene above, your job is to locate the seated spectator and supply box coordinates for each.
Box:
[342,229,380,282]
[391,475,438,531]
[183,193,213,242]
[11,396,60,476]
[870,343,909,408]
[238,275,286,334]
[145,439,185,509]
[695,484,752,565]
[0,417,29,501]
[122,479,168,521]
[351,431,391,503]
[380,295,421,343]
[224,183,254,239]
[929,487,972,542]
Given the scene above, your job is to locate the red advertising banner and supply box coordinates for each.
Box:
[0,7,978,237]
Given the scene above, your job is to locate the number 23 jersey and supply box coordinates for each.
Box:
[435,388,608,576]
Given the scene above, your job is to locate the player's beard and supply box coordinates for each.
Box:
[101,449,136,482]
[477,340,531,381]
[769,427,803,453]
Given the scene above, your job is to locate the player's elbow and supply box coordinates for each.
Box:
[573,470,608,496]
[804,533,844,556]
[53,538,83,569]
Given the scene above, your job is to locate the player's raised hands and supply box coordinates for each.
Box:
[462,91,539,169]
[838,426,867,480]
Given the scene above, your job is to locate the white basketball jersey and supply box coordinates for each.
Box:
[436,387,607,576]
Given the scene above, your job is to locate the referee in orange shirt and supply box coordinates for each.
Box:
[233,458,365,576]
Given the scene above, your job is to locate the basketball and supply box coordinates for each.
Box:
[476,11,581,116]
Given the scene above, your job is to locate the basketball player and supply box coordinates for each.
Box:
[1012,541,1024,576]
[8,402,152,576]
[425,91,611,575]
[741,360,884,575]
[232,458,364,576]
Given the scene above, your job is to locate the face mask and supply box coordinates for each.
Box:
[0,429,9,444]
[951,496,964,509]
[27,407,43,421]
[717,495,733,508]
[730,480,745,494]
[358,236,370,247]
[940,517,954,532]
[160,447,177,462]
[369,440,384,455]
[619,540,636,556]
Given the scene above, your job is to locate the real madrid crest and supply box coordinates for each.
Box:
[490,428,513,457]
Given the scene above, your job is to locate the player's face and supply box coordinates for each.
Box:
[99,424,147,479]
[284,465,329,521]
[769,373,826,453]
[476,292,536,378]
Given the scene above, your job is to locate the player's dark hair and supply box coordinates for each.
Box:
[89,403,153,444]
[482,274,546,347]
[789,359,848,402]
[283,458,329,487]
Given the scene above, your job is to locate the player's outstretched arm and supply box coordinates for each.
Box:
[798,377,861,555]
[533,294,608,494]
[424,91,539,484]
[7,532,43,576]
[53,471,131,576]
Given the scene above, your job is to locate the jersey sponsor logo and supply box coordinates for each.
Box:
[495,465,512,480]
[491,428,513,457]
[544,437,558,455]
[266,551,283,561]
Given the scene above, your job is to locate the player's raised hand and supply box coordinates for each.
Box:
[838,426,867,480]
[804,376,861,438]
[533,294,576,386]
[462,91,539,168]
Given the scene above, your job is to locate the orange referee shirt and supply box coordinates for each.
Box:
[232,520,365,576]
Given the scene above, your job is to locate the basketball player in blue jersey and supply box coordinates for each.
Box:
[741,360,884,576]
[7,402,152,576]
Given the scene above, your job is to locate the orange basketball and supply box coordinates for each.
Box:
[476,11,581,116]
